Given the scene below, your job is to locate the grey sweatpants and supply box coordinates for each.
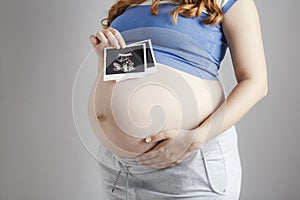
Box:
[96,125,242,200]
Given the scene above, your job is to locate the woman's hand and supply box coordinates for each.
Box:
[135,127,207,169]
[89,27,126,58]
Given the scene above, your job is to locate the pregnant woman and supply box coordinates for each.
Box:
[88,0,268,199]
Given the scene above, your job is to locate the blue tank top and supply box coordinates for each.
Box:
[110,0,237,80]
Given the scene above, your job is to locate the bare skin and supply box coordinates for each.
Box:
[88,0,268,169]
[88,55,225,158]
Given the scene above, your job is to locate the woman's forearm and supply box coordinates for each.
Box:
[192,78,268,149]
[98,57,104,75]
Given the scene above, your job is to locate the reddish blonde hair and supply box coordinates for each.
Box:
[101,0,225,28]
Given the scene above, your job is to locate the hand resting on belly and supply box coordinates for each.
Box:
[88,63,225,158]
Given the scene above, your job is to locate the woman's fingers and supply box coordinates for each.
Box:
[104,30,120,49]
[108,28,126,48]
[93,28,126,49]
[95,31,108,45]
[90,28,126,58]
[89,35,99,48]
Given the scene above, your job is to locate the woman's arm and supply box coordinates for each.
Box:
[133,0,268,169]
[192,0,268,148]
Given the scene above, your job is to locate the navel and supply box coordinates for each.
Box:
[97,114,106,121]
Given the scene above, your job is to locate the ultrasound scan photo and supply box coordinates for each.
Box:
[104,39,158,81]
[128,39,157,72]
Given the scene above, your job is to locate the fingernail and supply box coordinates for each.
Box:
[145,137,151,143]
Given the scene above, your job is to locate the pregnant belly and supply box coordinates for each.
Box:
[88,63,225,158]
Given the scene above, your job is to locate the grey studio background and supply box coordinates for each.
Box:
[0,0,299,200]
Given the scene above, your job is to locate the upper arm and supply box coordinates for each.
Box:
[221,0,268,88]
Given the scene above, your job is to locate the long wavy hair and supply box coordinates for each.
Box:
[101,0,225,29]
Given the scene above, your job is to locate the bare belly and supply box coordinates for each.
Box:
[88,63,225,158]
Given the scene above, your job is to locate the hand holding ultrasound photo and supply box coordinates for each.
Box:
[103,39,157,82]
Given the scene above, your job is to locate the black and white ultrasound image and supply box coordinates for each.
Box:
[105,45,145,75]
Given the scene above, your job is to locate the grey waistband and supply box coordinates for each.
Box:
[98,125,237,199]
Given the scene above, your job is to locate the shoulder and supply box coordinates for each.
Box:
[221,0,262,48]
